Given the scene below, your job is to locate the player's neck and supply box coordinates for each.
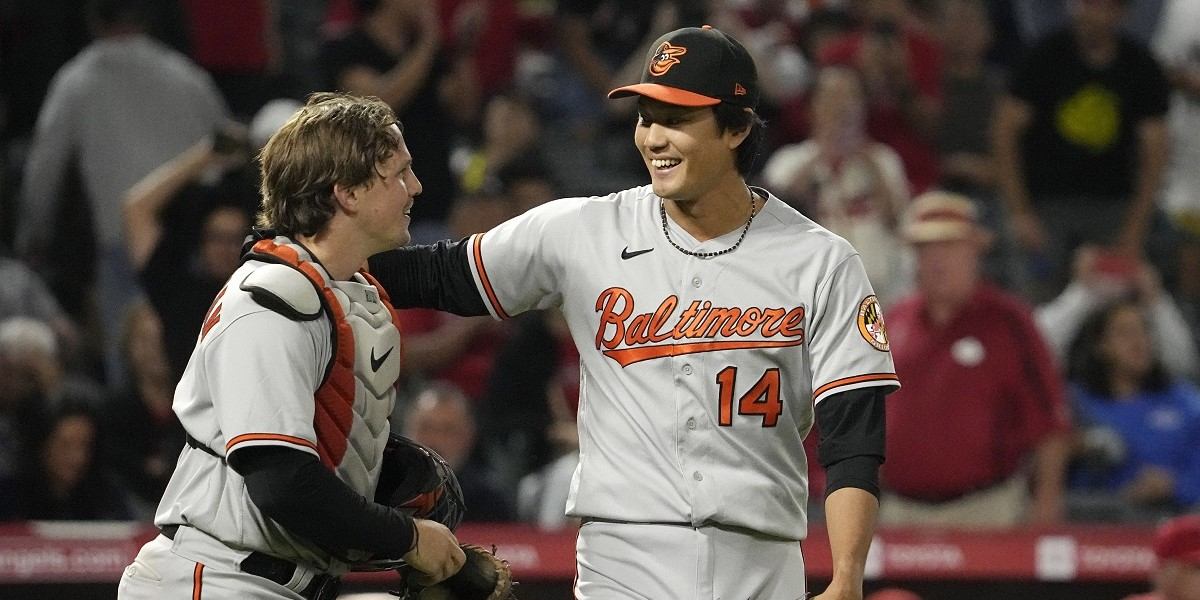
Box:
[663,178,758,242]
[294,230,368,281]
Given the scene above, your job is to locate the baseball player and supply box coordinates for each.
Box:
[371,26,899,599]
[118,93,465,600]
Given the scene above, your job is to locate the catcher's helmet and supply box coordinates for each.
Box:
[378,434,466,530]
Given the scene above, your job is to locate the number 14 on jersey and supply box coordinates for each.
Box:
[716,366,782,427]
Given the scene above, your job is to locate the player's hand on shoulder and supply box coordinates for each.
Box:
[403,519,466,585]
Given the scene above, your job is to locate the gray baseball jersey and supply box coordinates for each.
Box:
[467,185,898,540]
[154,239,401,571]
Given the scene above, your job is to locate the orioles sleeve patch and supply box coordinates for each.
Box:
[857,295,890,352]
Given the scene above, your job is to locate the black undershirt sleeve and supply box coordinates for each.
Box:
[230,446,415,559]
[816,387,888,499]
[368,239,489,315]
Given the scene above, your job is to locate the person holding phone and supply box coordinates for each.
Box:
[818,0,943,193]
[762,66,911,304]
[1036,245,1199,382]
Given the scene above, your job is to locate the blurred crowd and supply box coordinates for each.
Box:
[0,0,1198,538]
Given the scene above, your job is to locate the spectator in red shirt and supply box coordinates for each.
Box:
[881,190,1071,527]
[819,0,942,193]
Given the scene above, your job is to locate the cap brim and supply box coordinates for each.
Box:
[607,83,720,107]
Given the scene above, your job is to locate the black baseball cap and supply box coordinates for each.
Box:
[608,25,759,109]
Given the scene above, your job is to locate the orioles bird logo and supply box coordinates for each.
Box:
[649,42,687,76]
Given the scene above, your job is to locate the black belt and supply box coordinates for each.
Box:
[184,433,225,462]
[160,525,340,600]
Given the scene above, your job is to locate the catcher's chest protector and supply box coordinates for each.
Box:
[245,238,403,491]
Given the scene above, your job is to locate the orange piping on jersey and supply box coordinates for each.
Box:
[472,233,510,319]
[812,373,900,400]
[247,238,400,469]
[192,563,204,600]
[226,433,319,453]
[603,339,805,367]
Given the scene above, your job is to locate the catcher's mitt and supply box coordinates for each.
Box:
[354,434,467,572]
[393,544,517,600]
[378,434,466,531]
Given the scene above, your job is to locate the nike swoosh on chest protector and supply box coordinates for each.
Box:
[370,347,394,372]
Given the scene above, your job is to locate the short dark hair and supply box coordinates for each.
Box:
[713,103,766,176]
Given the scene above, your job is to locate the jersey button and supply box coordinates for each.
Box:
[691,277,702,288]
[682,364,693,375]
[693,471,704,481]
[686,417,697,430]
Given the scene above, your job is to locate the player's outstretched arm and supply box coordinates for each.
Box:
[368,241,489,316]
[404,519,467,585]
[816,487,878,600]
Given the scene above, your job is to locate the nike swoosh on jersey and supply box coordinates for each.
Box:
[621,246,654,260]
[370,346,394,372]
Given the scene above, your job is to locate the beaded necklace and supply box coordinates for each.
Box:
[660,188,759,258]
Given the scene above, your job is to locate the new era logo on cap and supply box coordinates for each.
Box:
[608,26,760,109]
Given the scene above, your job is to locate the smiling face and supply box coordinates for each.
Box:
[634,98,744,203]
[353,124,422,252]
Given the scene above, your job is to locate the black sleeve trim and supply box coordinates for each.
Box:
[816,387,886,498]
[816,387,886,466]
[231,446,415,559]
[825,455,883,499]
[368,239,489,315]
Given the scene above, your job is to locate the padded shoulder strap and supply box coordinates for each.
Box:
[239,263,323,321]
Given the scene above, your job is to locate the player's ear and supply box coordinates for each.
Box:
[332,182,358,212]
[724,107,754,150]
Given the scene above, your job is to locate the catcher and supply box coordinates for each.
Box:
[117,93,512,600]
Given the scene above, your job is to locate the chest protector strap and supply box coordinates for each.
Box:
[242,237,403,469]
